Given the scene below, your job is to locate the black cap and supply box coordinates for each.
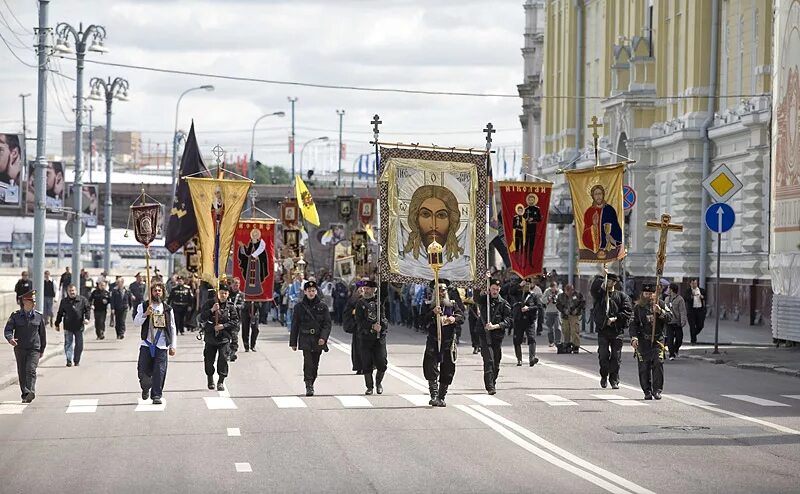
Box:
[217,285,230,293]
[429,278,451,289]
[363,280,378,288]
[606,273,620,282]
[641,283,656,293]
[489,278,502,287]
[304,280,318,290]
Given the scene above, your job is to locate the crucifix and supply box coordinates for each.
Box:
[483,122,495,151]
[370,113,382,325]
[212,144,226,179]
[646,213,683,341]
[588,115,603,168]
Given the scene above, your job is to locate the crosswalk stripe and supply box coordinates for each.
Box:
[66,399,98,413]
[203,396,237,410]
[135,398,166,412]
[400,394,432,407]
[227,428,241,437]
[591,394,647,407]
[272,396,308,408]
[0,402,27,415]
[722,395,791,407]
[528,394,578,406]
[667,394,716,407]
[463,394,511,406]
[336,395,373,407]
[235,462,252,473]
[781,395,800,401]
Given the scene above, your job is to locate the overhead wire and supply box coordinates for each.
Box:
[0,28,36,67]
[1,0,31,34]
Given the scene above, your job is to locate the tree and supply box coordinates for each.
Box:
[251,163,291,185]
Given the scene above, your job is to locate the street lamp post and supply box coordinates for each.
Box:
[288,97,297,185]
[55,21,107,280]
[249,111,285,208]
[299,137,329,179]
[32,0,49,313]
[88,76,129,273]
[336,109,345,186]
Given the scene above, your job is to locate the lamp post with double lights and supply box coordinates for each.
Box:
[54,21,108,279]
[299,136,329,179]
[88,76,129,273]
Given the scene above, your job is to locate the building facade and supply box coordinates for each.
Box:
[518,0,546,169]
[62,127,142,166]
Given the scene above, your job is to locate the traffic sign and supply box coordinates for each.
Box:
[65,219,86,240]
[702,164,742,203]
[622,185,637,211]
[704,203,735,233]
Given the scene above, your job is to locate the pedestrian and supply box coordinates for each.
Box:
[542,281,562,347]
[630,283,673,400]
[96,271,108,287]
[241,300,261,352]
[422,279,463,407]
[665,283,687,359]
[512,279,539,367]
[684,279,706,344]
[59,267,71,299]
[332,279,348,325]
[166,275,193,336]
[476,278,512,395]
[289,280,332,397]
[110,277,132,339]
[285,272,304,331]
[55,284,90,367]
[4,290,46,403]
[535,276,545,335]
[200,285,238,391]
[80,269,94,299]
[129,273,146,318]
[590,272,633,389]
[133,282,177,405]
[43,271,56,328]
[354,280,388,395]
[14,271,33,309]
[343,281,364,374]
[556,284,585,354]
[89,280,111,340]
[227,278,244,361]
[464,288,481,354]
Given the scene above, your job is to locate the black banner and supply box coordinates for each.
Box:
[165,122,209,252]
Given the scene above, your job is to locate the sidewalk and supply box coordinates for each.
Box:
[582,319,773,346]
[1,329,64,391]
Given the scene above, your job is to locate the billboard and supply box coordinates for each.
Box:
[82,184,98,227]
[0,133,24,207]
[25,161,65,213]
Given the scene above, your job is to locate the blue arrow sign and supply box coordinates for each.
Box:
[705,203,735,234]
[623,185,637,211]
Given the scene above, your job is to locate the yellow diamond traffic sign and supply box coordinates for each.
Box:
[702,164,742,203]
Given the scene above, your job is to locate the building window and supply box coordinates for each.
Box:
[737,15,744,100]
[721,17,729,109]
[752,9,759,94]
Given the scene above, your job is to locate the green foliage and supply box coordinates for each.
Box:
[252,163,291,185]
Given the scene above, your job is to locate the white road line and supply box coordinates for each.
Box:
[400,394,432,407]
[667,394,716,407]
[66,399,98,413]
[272,396,308,409]
[227,428,241,437]
[0,402,27,415]
[234,462,252,473]
[217,387,230,398]
[782,395,800,401]
[203,397,237,410]
[463,394,511,406]
[528,394,579,406]
[457,405,648,494]
[592,394,647,407]
[135,398,166,412]
[336,395,373,408]
[722,395,791,407]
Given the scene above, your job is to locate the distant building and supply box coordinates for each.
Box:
[61,126,142,166]
[518,0,545,172]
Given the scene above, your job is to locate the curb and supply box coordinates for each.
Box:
[0,345,64,391]
[580,332,769,347]
[684,354,800,379]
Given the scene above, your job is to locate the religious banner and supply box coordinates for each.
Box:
[337,195,353,222]
[166,122,208,253]
[283,228,300,258]
[498,181,552,278]
[378,147,487,287]
[131,203,161,247]
[334,255,356,284]
[564,163,625,263]
[294,174,320,226]
[281,199,299,228]
[358,197,376,226]
[232,219,275,302]
[184,236,201,273]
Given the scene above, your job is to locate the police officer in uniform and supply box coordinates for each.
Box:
[590,272,633,389]
[422,279,464,407]
[290,280,331,397]
[4,290,46,403]
[167,275,194,335]
[476,278,512,395]
[89,281,111,339]
[512,279,539,367]
[630,283,673,400]
[200,285,239,391]
[354,280,388,395]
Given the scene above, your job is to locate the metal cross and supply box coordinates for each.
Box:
[371,114,382,138]
[483,122,495,150]
[212,145,225,166]
[646,213,684,339]
[587,115,603,140]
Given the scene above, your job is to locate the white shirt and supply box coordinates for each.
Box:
[692,287,702,308]
[133,302,177,350]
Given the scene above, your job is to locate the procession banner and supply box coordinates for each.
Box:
[232,219,275,302]
[498,181,552,278]
[334,255,356,284]
[166,122,209,253]
[281,198,299,227]
[565,163,625,263]
[358,197,376,226]
[378,147,487,288]
[131,203,161,247]
[294,174,320,226]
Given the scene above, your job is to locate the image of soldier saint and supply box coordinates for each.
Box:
[581,184,622,259]
[403,184,464,262]
[238,227,270,297]
[523,193,541,266]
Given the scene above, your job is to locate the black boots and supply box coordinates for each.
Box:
[207,376,215,390]
[433,383,448,407]
[530,357,539,367]
[375,370,385,395]
[600,375,608,388]
[364,373,374,395]
[216,379,225,392]
[428,380,438,406]
[305,380,314,397]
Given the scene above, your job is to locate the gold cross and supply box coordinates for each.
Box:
[587,116,603,141]
[646,213,683,340]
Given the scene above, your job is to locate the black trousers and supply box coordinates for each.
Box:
[303,349,322,383]
[513,319,536,362]
[536,308,544,334]
[94,310,106,338]
[113,308,127,336]
[204,343,229,379]
[351,332,363,372]
[666,324,683,357]
[688,308,705,342]
[242,305,260,350]
[422,338,455,386]
[173,306,188,334]
[479,332,503,390]
[14,347,39,399]
[137,345,168,398]
[358,335,388,373]
[468,314,481,349]
[637,349,664,394]
[597,334,623,381]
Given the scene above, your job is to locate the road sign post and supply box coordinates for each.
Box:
[704,203,735,354]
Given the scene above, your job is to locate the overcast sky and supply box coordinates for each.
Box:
[0,0,525,176]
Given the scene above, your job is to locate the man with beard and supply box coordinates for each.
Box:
[290,280,332,397]
[55,285,90,367]
[422,279,464,407]
[167,275,193,336]
[110,277,133,339]
[133,282,177,405]
[590,271,633,389]
[4,290,46,403]
[200,285,239,391]
[476,278,512,394]
[354,280,388,395]
[630,283,673,400]
[512,279,540,367]
[89,281,111,340]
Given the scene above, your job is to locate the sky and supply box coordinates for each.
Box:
[0,0,526,177]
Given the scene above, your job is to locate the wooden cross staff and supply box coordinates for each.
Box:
[588,116,603,167]
[646,213,683,342]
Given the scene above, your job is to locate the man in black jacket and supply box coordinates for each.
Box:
[43,271,56,328]
[290,281,332,397]
[59,267,71,298]
[167,275,193,336]
[55,284,90,367]
[110,277,133,339]
[89,281,111,340]
[590,272,633,389]
[14,271,32,309]
[512,279,540,367]
[201,285,239,391]
[684,279,706,344]
[227,278,245,361]
[630,283,673,400]
[241,300,261,352]
[129,273,146,318]
[422,279,464,407]
[4,290,46,403]
[476,278,513,394]
[354,280,388,395]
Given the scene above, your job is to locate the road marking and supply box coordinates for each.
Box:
[234,462,252,473]
[227,428,241,437]
[722,395,791,407]
[458,405,654,494]
[329,336,429,393]
[217,388,230,398]
[667,394,716,407]
[66,399,98,413]
[592,394,647,407]
[0,402,27,415]
[463,394,511,406]
[272,396,307,408]
[400,394,432,407]
[782,395,800,401]
[528,394,579,406]
[203,397,237,410]
[336,395,373,408]
[135,398,166,412]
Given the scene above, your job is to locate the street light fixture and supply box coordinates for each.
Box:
[249,111,286,175]
[299,136,329,178]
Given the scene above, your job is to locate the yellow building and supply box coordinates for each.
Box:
[529,0,773,323]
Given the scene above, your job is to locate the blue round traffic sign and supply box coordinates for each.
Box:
[705,203,735,233]
[623,185,637,211]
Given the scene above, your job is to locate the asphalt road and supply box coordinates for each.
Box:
[1,321,799,494]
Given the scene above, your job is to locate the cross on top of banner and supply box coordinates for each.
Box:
[212,145,225,166]
[483,122,495,149]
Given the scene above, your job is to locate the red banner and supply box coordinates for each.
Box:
[232,219,275,301]
[358,197,375,225]
[498,181,552,278]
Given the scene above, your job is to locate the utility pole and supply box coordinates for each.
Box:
[87,106,93,183]
[288,97,297,184]
[32,0,50,312]
[336,109,345,187]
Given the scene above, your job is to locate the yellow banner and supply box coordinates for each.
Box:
[565,163,626,263]
[186,177,252,284]
[294,175,320,226]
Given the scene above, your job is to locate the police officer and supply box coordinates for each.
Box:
[200,285,239,391]
[4,290,46,403]
[89,280,111,340]
[241,301,261,352]
[354,280,388,395]
[590,272,633,389]
[476,278,512,395]
[167,275,194,335]
[422,279,464,407]
[630,283,673,400]
[512,279,539,367]
[289,280,331,397]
